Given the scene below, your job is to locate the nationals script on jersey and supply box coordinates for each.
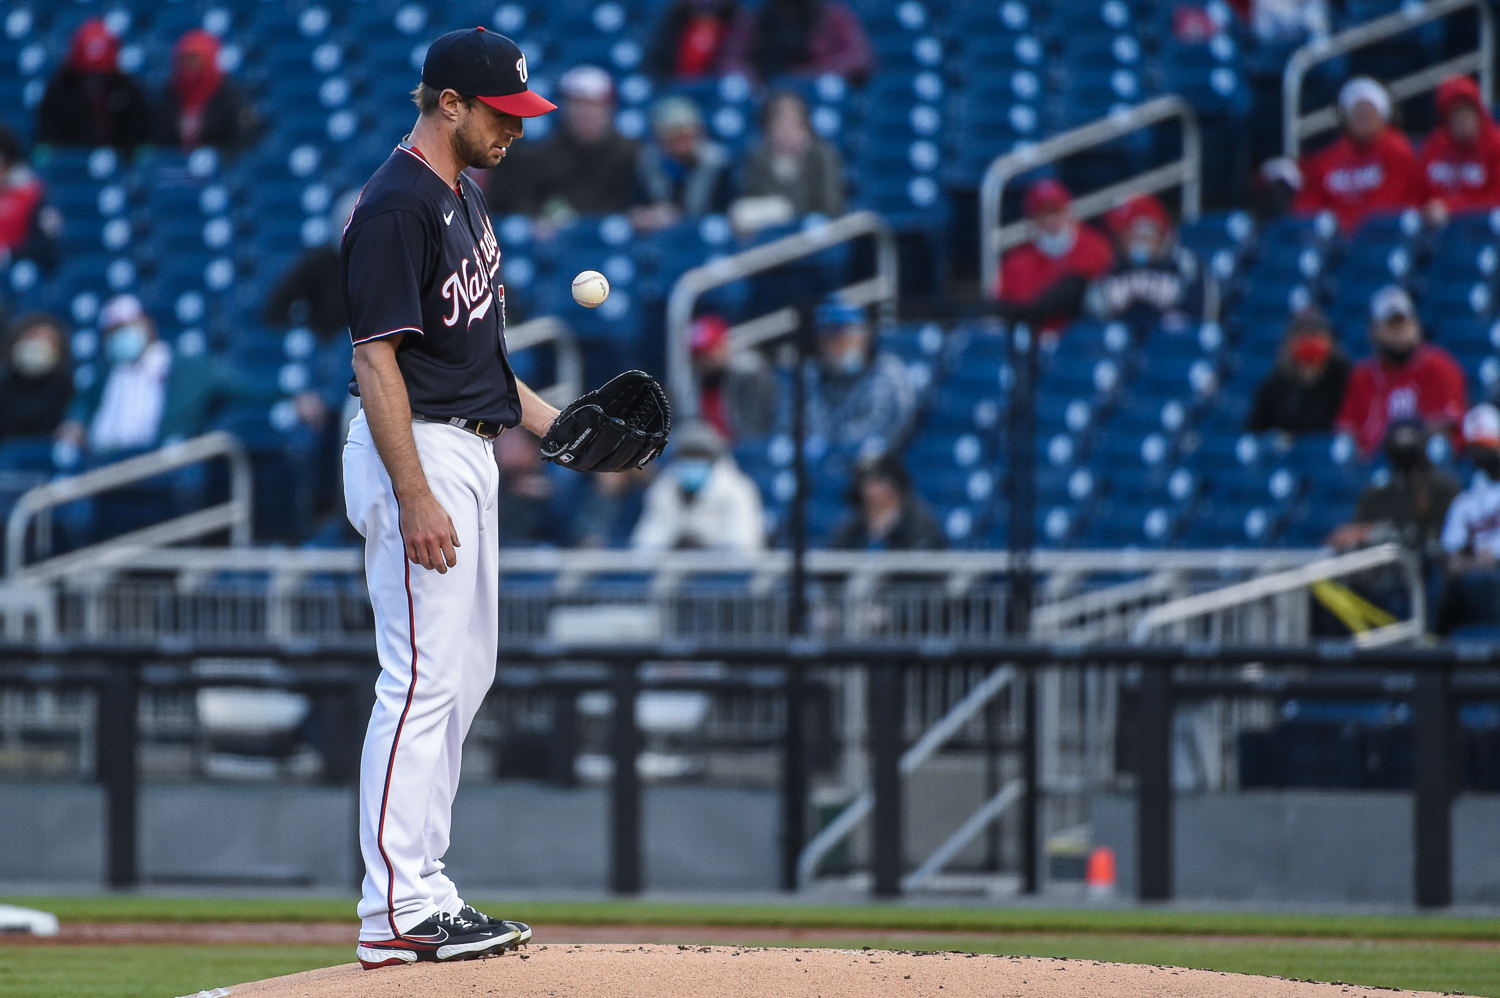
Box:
[341,141,522,427]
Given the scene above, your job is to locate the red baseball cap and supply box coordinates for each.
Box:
[689,315,730,355]
[1024,178,1071,217]
[421,27,556,118]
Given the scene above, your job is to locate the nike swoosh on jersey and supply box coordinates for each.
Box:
[444,210,455,225]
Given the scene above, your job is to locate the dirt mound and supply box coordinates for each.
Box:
[224,943,1438,998]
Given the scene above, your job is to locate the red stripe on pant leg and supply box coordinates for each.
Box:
[374,512,420,939]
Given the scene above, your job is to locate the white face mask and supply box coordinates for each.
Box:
[106,322,150,364]
[11,336,59,377]
[1034,225,1076,259]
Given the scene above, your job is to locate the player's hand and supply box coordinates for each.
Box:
[400,490,460,573]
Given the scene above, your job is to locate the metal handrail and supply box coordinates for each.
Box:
[5,431,253,577]
[981,96,1202,298]
[506,316,583,407]
[666,211,899,418]
[796,665,1016,886]
[1130,542,1423,645]
[1283,0,1495,157]
[18,545,1327,582]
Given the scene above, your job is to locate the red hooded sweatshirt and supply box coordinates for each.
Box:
[170,30,224,151]
[1419,75,1500,214]
[1293,125,1423,232]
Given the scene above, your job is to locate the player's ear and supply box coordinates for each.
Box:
[439,88,466,121]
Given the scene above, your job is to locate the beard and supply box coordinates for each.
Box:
[453,116,504,169]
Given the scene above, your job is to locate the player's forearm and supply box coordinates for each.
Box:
[353,342,433,500]
[515,378,559,437]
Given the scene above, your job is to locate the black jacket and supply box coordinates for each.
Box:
[263,245,346,339]
[37,69,151,151]
[1246,356,1352,434]
[832,500,947,551]
[486,129,640,218]
[151,82,261,153]
[0,364,73,440]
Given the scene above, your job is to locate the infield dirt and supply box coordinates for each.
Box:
[225,943,1443,998]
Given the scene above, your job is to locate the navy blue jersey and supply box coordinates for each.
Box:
[342,142,520,426]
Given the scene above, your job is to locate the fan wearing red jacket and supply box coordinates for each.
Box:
[1293,76,1423,233]
[994,179,1115,339]
[1419,75,1500,226]
[1335,286,1467,456]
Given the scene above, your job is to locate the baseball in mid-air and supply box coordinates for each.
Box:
[571,270,610,308]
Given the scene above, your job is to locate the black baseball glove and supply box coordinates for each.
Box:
[539,370,672,473]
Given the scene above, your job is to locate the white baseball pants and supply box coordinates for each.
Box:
[343,409,500,942]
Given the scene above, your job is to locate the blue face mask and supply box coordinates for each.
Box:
[106,323,149,364]
[675,458,713,494]
[1127,241,1155,265]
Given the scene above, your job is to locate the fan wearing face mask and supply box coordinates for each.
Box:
[1436,405,1500,633]
[55,294,278,461]
[1328,420,1460,555]
[783,297,917,455]
[0,313,73,443]
[1085,194,1208,337]
[1334,285,1467,457]
[630,420,765,555]
[1246,307,1351,434]
[995,179,1116,340]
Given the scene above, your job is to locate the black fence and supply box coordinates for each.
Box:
[3,638,1498,906]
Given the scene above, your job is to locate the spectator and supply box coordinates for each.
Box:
[723,0,873,86]
[792,296,917,454]
[151,29,260,153]
[485,66,638,229]
[1293,76,1421,233]
[494,430,559,546]
[628,97,734,233]
[0,312,72,442]
[263,189,360,339]
[573,470,651,547]
[1246,308,1351,434]
[690,315,777,441]
[631,420,765,554]
[37,19,151,152]
[1249,0,1330,46]
[733,92,845,234]
[647,0,741,80]
[831,454,945,551]
[0,126,60,266]
[1329,420,1459,555]
[1419,75,1500,227]
[995,179,1116,339]
[55,294,275,456]
[1086,193,1209,335]
[1436,404,1500,632]
[1335,285,1466,456]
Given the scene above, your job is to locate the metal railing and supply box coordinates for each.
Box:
[1130,542,1424,647]
[1,637,1491,906]
[505,316,583,408]
[796,664,1017,887]
[5,431,253,579]
[665,211,899,418]
[981,96,1202,298]
[1283,0,1495,157]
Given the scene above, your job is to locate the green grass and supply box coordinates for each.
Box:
[5,897,1500,997]
[0,944,348,998]
[8,894,1500,942]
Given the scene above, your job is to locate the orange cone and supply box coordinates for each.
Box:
[1086,846,1116,896]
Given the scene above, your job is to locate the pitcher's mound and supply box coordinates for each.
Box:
[225,943,1439,998]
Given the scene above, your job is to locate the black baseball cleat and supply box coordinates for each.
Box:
[356,911,523,969]
[457,904,531,947]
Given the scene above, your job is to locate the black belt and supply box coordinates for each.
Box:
[412,412,505,439]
